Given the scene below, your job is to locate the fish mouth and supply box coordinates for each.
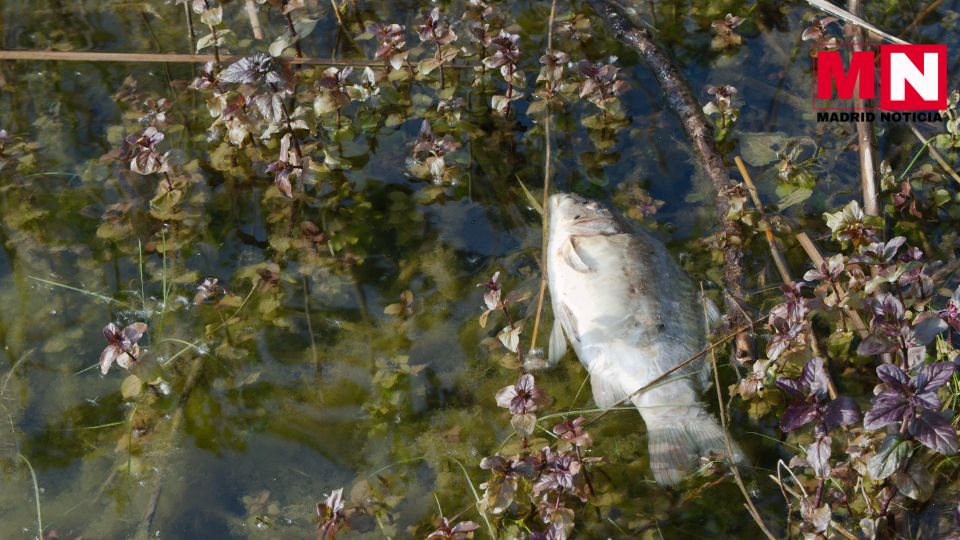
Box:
[549,193,574,209]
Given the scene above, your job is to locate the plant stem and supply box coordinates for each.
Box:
[285,12,304,58]
[202,0,221,68]
[704,285,777,540]
[500,301,524,365]
[436,42,445,89]
[530,0,557,353]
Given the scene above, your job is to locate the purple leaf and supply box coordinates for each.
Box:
[914,361,956,393]
[909,410,959,455]
[911,391,940,411]
[807,435,832,478]
[823,396,861,430]
[858,334,896,356]
[883,236,907,260]
[122,322,147,347]
[911,313,947,346]
[103,322,121,344]
[775,376,805,399]
[99,344,120,375]
[876,363,909,386]
[892,462,934,502]
[801,357,830,401]
[781,400,818,432]
[863,390,910,430]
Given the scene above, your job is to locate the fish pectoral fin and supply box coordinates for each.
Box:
[560,237,592,273]
[558,302,581,343]
[547,317,567,366]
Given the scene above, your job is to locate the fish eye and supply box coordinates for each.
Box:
[574,214,581,220]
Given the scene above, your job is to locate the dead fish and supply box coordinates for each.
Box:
[546,192,744,485]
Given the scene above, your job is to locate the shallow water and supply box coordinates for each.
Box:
[1,0,959,538]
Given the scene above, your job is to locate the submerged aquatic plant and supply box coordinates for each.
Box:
[472,273,602,538]
[99,322,147,375]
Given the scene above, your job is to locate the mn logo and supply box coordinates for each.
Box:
[814,44,947,111]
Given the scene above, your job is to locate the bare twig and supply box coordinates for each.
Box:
[201,0,222,67]
[900,0,944,37]
[909,124,960,185]
[847,0,879,216]
[587,0,754,363]
[0,50,475,69]
[735,156,793,283]
[284,11,304,58]
[530,0,558,352]
[701,285,776,540]
[244,0,264,40]
[182,1,196,51]
[804,0,909,44]
[329,0,345,27]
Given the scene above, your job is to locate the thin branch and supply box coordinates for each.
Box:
[587,0,754,363]
[284,11,304,58]
[0,50,475,69]
[201,0,222,67]
[329,0,345,28]
[900,0,944,37]
[847,0,879,216]
[909,124,960,185]
[803,0,909,44]
[702,285,776,540]
[530,0,558,353]
[735,156,792,283]
[182,1,196,51]
[244,0,264,40]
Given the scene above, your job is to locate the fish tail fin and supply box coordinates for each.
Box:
[644,410,746,486]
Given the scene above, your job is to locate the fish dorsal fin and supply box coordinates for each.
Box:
[560,237,591,273]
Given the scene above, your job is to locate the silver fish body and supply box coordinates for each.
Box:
[546,193,744,485]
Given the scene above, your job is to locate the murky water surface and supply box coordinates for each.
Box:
[1,0,958,538]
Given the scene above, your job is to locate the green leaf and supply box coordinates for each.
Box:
[121,375,144,399]
[867,434,913,480]
[269,35,292,57]
[516,176,543,215]
[417,58,442,76]
[740,131,789,167]
[293,18,318,40]
[776,185,812,210]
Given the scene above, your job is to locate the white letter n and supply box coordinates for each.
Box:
[889,52,939,101]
